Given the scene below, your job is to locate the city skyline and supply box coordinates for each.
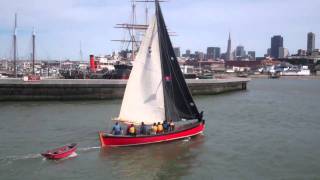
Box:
[0,0,320,60]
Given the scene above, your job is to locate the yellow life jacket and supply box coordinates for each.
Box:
[129,126,135,134]
[152,125,158,133]
[157,124,163,132]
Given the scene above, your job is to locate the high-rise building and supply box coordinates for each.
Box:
[235,45,246,58]
[226,33,233,61]
[182,49,191,58]
[207,47,221,60]
[186,49,191,56]
[248,51,256,60]
[278,47,289,58]
[173,47,181,57]
[307,32,315,54]
[271,35,283,58]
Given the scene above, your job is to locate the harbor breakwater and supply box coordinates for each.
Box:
[0,78,249,100]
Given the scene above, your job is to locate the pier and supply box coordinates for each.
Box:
[0,78,249,101]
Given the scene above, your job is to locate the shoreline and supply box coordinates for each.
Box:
[249,74,320,80]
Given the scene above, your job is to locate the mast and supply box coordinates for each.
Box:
[113,1,168,61]
[32,28,36,75]
[155,0,200,121]
[145,2,149,25]
[113,1,143,61]
[13,13,17,77]
[131,1,136,61]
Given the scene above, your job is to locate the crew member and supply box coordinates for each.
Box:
[157,122,164,134]
[127,124,136,136]
[140,122,147,135]
[111,122,122,135]
[163,120,169,132]
[169,120,175,131]
[151,123,158,135]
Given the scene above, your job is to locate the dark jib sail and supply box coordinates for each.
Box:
[155,1,200,122]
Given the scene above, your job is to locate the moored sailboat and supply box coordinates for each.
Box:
[99,1,205,147]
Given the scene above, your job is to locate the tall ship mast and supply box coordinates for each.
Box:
[113,1,153,62]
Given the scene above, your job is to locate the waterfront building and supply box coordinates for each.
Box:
[271,35,283,58]
[248,51,256,60]
[235,45,246,58]
[225,60,262,72]
[311,49,320,56]
[0,59,9,70]
[207,47,220,60]
[307,32,315,55]
[195,51,205,61]
[279,47,289,58]
[297,49,307,56]
[173,47,181,57]
[226,33,233,61]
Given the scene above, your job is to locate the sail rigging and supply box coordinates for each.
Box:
[118,1,200,125]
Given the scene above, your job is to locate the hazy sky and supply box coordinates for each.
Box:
[0,0,319,60]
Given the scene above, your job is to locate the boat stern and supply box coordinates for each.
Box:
[99,132,106,147]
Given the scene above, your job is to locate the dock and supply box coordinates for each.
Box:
[0,78,249,100]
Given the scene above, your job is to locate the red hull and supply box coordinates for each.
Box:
[41,143,77,160]
[99,122,205,147]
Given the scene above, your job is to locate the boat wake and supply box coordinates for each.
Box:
[78,146,101,152]
[1,146,100,163]
[68,152,78,158]
[0,153,42,164]
[182,137,192,142]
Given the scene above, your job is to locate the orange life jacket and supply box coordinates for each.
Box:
[157,124,163,132]
[152,125,158,133]
[129,126,135,134]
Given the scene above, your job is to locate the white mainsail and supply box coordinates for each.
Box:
[118,16,165,125]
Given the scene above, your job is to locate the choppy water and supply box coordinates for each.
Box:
[1,79,320,180]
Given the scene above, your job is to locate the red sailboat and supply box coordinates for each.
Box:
[99,1,205,147]
[41,143,77,160]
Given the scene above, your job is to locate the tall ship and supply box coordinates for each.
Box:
[99,1,205,147]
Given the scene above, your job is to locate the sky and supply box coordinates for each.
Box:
[0,0,319,60]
